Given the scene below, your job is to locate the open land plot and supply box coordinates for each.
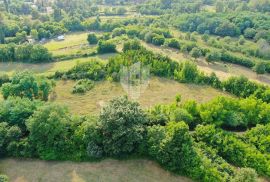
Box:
[0,54,117,76]
[44,32,97,56]
[44,32,90,51]
[0,158,192,182]
[52,77,231,115]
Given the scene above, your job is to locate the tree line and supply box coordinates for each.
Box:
[0,95,264,182]
[0,43,52,63]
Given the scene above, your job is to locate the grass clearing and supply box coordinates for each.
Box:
[44,32,89,51]
[44,32,97,57]
[52,77,230,115]
[0,158,192,182]
[0,53,117,76]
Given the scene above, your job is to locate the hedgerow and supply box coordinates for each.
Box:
[194,125,270,177]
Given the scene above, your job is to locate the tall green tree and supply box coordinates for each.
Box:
[1,72,53,101]
[26,104,76,160]
[94,96,147,157]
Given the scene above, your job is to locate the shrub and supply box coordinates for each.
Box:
[244,28,257,39]
[222,76,258,98]
[30,45,52,63]
[147,105,169,126]
[66,61,106,80]
[244,124,270,154]
[253,62,266,75]
[144,32,155,43]
[194,142,236,181]
[220,51,255,68]
[165,38,181,49]
[238,36,246,45]
[0,74,9,87]
[0,175,9,182]
[232,168,258,182]
[151,35,165,46]
[73,116,101,159]
[112,28,126,37]
[97,40,116,53]
[87,33,98,44]
[126,28,140,38]
[169,108,193,125]
[72,79,94,94]
[123,39,142,52]
[202,33,209,42]
[205,51,221,63]
[190,47,202,60]
[174,61,200,83]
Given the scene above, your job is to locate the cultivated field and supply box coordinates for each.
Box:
[0,158,192,182]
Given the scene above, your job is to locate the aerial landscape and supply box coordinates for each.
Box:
[0,0,270,181]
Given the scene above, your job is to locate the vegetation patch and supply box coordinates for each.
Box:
[72,79,94,94]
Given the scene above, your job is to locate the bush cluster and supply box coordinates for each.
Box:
[1,71,53,101]
[72,79,94,94]
[65,61,106,81]
[194,125,270,176]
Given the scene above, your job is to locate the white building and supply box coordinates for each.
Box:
[57,35,65,41]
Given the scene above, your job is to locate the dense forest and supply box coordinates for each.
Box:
[1,0,270,182]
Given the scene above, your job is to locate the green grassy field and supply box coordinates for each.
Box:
[0,54,116,76]
[43,32,98,56]
[52,77,230,115]
[44,32,89,51]
[0,158,192,182]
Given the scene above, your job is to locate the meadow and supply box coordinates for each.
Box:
[52,77,230,115]
[0,158,192,182]
[1,1,270,181]
[0,54,116,76]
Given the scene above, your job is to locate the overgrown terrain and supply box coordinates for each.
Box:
[1,0,270,182]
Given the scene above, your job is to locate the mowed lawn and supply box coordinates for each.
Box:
[0,158,192,182]
[52,77,230,115]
